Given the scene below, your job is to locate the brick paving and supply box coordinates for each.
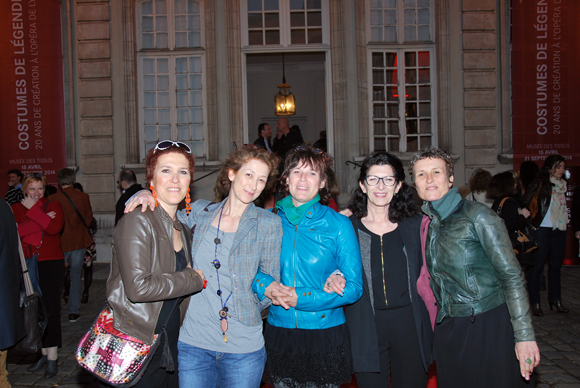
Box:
[5,264,580,387]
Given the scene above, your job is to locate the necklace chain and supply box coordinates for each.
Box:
[214,205,233,342]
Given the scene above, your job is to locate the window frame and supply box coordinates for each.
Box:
[366,0,435,44]
[136,0,208,161]
[367,46,437,154]
[240,0,330,48]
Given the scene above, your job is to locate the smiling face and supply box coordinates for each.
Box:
[261,124,272,140]
[25,180,45,201]
[8,173,21,187]
[228,158,270,205]
[413,157,454,202]
[150,152,191,212]
[361,164,402,210]
[551,161,566,179]
[287,161,326,207]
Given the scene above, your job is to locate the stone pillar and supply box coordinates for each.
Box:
[462,0,500,176]
[75,0,116,213]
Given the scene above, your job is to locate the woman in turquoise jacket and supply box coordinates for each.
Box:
[259,145,363,388]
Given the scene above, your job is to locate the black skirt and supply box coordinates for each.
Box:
[434,303,535,388]
[263,322,353,388]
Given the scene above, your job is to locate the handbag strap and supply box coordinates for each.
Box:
[496,197,509,216]
[61,190,91,234]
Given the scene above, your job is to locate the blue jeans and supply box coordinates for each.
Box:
[65,248,86,314]
[178,341,266,388]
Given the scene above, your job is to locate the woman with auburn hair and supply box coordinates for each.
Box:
[105,141,205,387]
[127,144,287,388]
[12,173,65,378]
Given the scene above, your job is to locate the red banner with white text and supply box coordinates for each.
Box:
[512,0,580,262]
[0,0,66,189]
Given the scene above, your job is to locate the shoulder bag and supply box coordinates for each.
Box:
[497,197,539,255]
[76,299,179,387]
[14,229,48,353]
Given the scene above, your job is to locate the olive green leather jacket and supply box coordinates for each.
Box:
[422,199,535,343]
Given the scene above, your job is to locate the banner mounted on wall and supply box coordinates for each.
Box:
[512,0,580,263]
[0,0,66,188]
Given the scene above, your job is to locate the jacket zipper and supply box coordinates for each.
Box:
[380,235,387,307]
[292,225,298,328]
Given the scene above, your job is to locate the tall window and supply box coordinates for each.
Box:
[137,0,206,159]
[242,0,328,47]
[368,0,435,153]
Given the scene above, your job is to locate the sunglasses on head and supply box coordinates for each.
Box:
[295,145,324,155]
[153,140,192,154]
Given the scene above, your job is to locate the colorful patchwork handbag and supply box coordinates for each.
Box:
[76,302,177,387]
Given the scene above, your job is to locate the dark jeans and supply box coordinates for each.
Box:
[527,227,566,304]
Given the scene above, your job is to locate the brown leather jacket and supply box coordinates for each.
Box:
[106,206,204,344]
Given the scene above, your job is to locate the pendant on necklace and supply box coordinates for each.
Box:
[172,220,182,231]
[214,237,221,244]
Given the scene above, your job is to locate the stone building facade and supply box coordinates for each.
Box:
[61,0,515,261]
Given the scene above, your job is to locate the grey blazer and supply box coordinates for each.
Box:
[177,198,282,327]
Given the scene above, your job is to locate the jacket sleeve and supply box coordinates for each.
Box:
[295,216,363,311]
[253,216,283,301]
[473,208,535,342]
[499,198,529,232]
[20,201,65,237]
[82,194,94,227]
[114,211,204,303]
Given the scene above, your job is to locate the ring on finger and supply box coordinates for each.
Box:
[526,358,532,365]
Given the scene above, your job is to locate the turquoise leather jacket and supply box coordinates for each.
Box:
[259,202,363,330]
[423,199,535,342]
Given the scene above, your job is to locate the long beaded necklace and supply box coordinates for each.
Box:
[213,205,233,342]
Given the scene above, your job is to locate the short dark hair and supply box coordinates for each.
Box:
[57,168,76,186]
[119,169,137,185]
[486,171,516,200]
[278,145,335,205]
[258,123,269,137]
[348,151,420,221]
[7,169,23,179]
[145,144,195,185]
[409,146,454,182]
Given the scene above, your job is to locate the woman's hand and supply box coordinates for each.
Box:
[47,211,56,219]
[518,207,531,218]
[194,269,205,282]
[515,341,540,380]
[323,274,346,296]
[265,281,294,310]
[339,208,353,217]
[21,195,37,209]
[125,190,156,213]
[275,284,298,308]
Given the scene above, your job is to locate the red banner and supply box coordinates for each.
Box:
[512,0,580,263]
[0,0,66,188]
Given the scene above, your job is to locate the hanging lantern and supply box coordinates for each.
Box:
[274,53,296,116]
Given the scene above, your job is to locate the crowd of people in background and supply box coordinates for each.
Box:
[2,131,579,388]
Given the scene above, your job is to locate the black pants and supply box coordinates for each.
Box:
[38,259,65,348]
[355,304,427,388]
[527,227,566,304]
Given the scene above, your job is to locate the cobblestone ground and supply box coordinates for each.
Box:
[5,264,580,387]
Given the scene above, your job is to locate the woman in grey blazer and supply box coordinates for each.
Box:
[127,145,288,388]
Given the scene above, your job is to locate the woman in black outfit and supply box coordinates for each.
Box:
[487,172,533,266]
[520,155,569,316]
[329,152,435,388]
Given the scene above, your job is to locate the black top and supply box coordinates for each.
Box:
[491,197,529,233]
[358,221,410,310]
[154,248,187,334]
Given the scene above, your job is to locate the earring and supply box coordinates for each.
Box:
[150,185,159,207]
[185,188,191,216]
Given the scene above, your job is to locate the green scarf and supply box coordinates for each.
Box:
[431,188,462,220]
[277,194,321,225]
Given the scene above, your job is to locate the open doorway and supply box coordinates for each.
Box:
[245,52,327,150]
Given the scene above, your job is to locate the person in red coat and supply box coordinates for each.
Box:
[12,172,65,379]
